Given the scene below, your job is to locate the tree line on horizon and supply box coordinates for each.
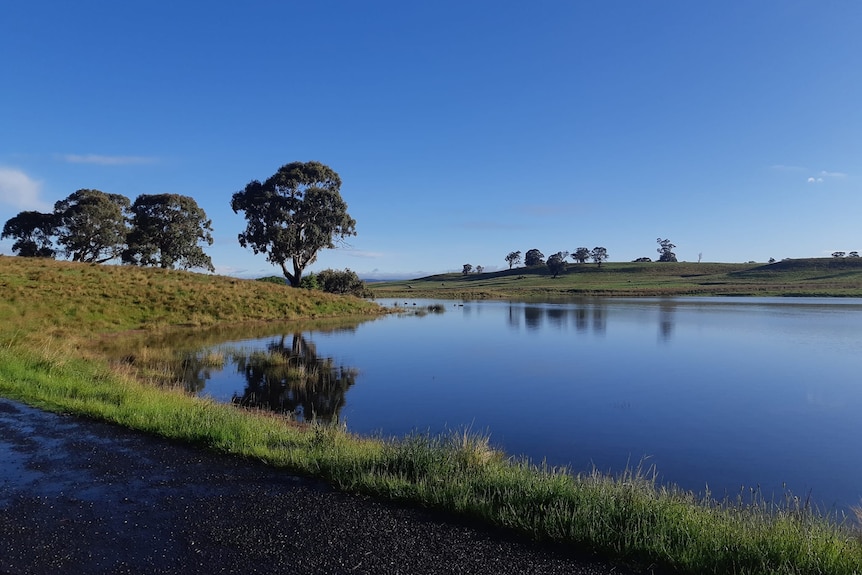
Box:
[463,238,679,278]
[1,161,369,295]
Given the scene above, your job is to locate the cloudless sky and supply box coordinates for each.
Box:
[2,1,860,279]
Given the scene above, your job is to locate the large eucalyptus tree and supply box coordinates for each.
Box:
[231,161,356,287]
[54,189,130,263]
[123,193,214,271]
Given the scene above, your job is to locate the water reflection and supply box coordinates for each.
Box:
[228,333,358,423]
[99,318,370,424]
[510,303,608,334]
[524,306,543,330]
[575,307,588,332]
[658,300,676,342]
[100,297,862,511]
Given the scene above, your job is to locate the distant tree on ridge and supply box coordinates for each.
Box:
[505,250,521,269]
[524,249,545,266]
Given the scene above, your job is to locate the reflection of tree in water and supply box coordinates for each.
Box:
[592,305,606,334]
[574,307,588,332]
[546,306,566,328]
[658,301,676,342]
[524,306,543,330]
[230,333,358,423]
[178,352,224,393]
[507,304,520,329]
[513,304,608,333]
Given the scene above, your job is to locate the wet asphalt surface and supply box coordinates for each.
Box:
[0,398,657,575]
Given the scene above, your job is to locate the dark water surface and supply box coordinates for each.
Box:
[186,297,862,511]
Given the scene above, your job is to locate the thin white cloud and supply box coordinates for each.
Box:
[807,170,847,184]
[770,164,848,183]
[819,170,847,179]
[0,167,52,211]
[59,154,157,165]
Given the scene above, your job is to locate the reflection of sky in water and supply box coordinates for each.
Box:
[197,297,862,511]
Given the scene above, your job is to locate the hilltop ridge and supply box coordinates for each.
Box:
[370,259,862,299]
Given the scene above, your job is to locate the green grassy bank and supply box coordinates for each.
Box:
[2,256,862,574]
[370,259,862,299]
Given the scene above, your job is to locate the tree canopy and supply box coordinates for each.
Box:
[315,268,370,297]
[524,249,545,266]
[547,252,567,278]
[54,189,130,263]
[1,210,57,258]
[123,193,214,271]
[505,251,521,269]
[590,246,609,267]
[231,161,356,287]
[572,247,591,264]
[657,238,678,262]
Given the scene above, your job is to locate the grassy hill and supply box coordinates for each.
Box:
[370,259,862,299]
[0,255,380,339]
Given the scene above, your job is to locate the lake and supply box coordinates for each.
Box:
[186,297,862,511]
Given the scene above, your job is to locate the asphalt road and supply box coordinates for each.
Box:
[0,398,656,575]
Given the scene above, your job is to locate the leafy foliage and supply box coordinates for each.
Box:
[590,246,609,267]
[54,189,130,263]
[1,210,57,258]
[123,194,214,271]
[462,264,473,275]
[573,247,591,264]
[657,238,678,262]
[546,252,567,278]
[316,268,370,297]
[505,251,521,269]
[300,272,319,290]
[524,248,545,266]
[231,161,356,287]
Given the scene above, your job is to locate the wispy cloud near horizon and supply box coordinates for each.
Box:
[0,167,52,211]
[58,154,158,166]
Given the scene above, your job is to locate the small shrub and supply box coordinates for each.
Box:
[300,272,318,290]
[317,268,371,297]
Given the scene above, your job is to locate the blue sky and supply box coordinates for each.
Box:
[2,1,860,279]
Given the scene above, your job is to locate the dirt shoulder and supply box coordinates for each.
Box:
[0,399,651,575]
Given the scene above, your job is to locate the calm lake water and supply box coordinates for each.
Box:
[190,297,862,511]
